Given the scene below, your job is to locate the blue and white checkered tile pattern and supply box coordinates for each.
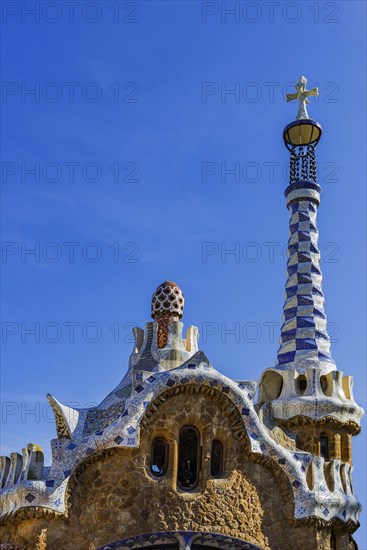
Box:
[276,200,335,372]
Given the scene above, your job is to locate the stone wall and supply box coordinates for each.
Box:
[291,422,352,463]
[0,389,350,549]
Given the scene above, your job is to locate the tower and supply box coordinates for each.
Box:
[258,76,363,527]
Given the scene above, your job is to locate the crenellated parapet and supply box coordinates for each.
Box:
[259,367,363,431]
[129,319,199,373]
[0,444,45,505]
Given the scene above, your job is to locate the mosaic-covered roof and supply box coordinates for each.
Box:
[0,303,363,526]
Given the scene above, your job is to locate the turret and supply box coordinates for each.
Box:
[258,77,363,473]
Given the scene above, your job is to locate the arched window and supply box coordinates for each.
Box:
[177,426,200,490]
[210,440,223,478]
[330,530,337,550]
[296,375,307,394]
[151,437,168,477]
[320,375,330,395]
[320,433,329,460]
[259,371,283,403]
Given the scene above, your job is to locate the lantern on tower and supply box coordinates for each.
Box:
[284,76,321,186]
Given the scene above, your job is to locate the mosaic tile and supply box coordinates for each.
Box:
[0,249,363,530]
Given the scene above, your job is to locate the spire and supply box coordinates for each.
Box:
[275,77,335,373]
[258,80,363,451]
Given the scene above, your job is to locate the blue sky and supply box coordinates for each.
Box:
[1,0,366,545]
